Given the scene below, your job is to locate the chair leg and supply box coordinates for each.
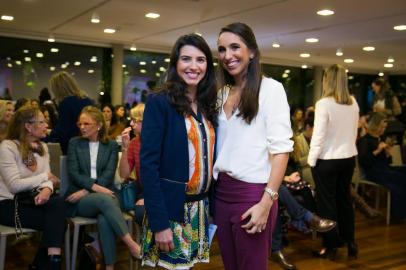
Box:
[126,219,134,270]
[71,224,80,270]
[0,235,7,270]
[65,223,71,270]
[386,191,391,226]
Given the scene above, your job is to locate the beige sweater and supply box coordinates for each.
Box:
[0,140,53,201]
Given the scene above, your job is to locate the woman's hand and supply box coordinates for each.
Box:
[91,184,115,196]
[35,188,52,205]
[66,189,89,203]
[241,197,273,234]
[285,171,301,183]
[121,127,132,150]
[155,228,175,252]
[47,172,60,188]
[135,198,144,206]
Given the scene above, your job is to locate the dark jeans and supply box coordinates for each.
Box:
[312,157,355,248]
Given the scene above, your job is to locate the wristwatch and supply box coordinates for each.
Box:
[264,187,279,201]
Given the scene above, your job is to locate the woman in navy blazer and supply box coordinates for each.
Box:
[140,34,218,269]
[65,106,140,269]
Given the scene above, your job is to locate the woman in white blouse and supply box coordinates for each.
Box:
[308,64,359,259]
[213,22,293,270]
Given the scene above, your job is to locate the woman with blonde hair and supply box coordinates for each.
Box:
[0,99,14,141]
[49,71,93,154]
[308,64,359,259]
[66,106,140,269]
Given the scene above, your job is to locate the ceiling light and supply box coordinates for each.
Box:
[24,57,31,62]
[336,48,343,56]
[301,65,308,69]
[124,71,129,75]
[213,62,218,66]
[7,63,12,68]
[36,53,44,58]
[145,12,160,19]
[151,60,156,64]
[393,25,406,31]
[345,69,349,73]
[49,66,56,71]
[194,31,202,37]
[284,69,291,74]
[23,49,29,54]
[65,62,70,66]
[387,56,395,63]
[88,69,94,74]
[272,43,280,48]
[140,69,147,74]
[159,67,166,72]
[100,91,105,96]
[344,58,354,63]
[378,72,384,76]
[91,13,100,23]
[122,64,126,68]
[164,58,170,63]
[130,45,137,51]
[305,38,319,43]
[103,28,116,34]
[90,56,98,62]
[139,61,146,65]
[61,64,67,69]
[74,61,81,66]
[50,48,59,53]
[384,63,393,68]
[15,60,22,65]
[300,53,310,58]
[48,35,55,42]
[156,73,160,77]
[362,46,375,51]
[282,73,289,78]
[317,9,334,16]
[1,15,14,21]
[348,75,354,80]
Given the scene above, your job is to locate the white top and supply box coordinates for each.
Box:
[307,96,359,167]
[89,141,99,179]
[213,77,293,183]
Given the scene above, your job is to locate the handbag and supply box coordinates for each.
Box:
[78,243,103,270]
[119,181,137,211]
[13,189,39,238]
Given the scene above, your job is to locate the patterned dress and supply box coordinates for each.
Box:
[142,111,215,270]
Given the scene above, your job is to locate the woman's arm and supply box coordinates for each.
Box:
[119,127,133,179]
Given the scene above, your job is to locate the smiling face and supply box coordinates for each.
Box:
[77,113,101,142]
[217,32,253,80]
[176,45,207,92]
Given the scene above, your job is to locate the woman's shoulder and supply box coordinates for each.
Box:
[0,139,17,150]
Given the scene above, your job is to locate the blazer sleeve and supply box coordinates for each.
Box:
[96,140,119,188]
[140,94,170,232]
[67,137,96,191]
[0,140,49,194]
[308,100,328,167]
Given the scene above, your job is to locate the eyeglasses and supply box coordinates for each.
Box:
[130,118,142,124]
[28,120,47,125]
[77,122,96,128]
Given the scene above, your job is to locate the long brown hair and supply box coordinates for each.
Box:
[6,106,45,161]
[218,22,262,124]
[49,71,87,103]
[80,106,109,143]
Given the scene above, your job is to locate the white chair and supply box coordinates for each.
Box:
[60,156,134,270]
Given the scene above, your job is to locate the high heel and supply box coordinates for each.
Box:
[312,247,337,260]
[348,242,358,258]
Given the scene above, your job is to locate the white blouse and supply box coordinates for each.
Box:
[213,77,293,184]
[89,141,99,179]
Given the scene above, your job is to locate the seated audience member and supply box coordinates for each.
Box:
[65,106,140,269]
[0,106,66,270]
[109,105,127,141]
[31,99,40,109]
[15,97,30,111]
[271,173,336,270]
[101,103,115,131]
[357,112,406,220]
[0,99,14,142]
[119,103,145,224]
[291,108,305,135]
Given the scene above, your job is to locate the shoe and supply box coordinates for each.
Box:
[352,189,381,219]
[347,242,358,258]
[312,247,337,260]
[309,215,337,232]
[271,250,297,270]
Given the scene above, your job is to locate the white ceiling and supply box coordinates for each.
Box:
[1,0,406,74]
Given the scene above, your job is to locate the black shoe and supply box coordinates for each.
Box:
[312,247,337,260]
[348,242,358,258]
[309,215,337,233]
[271,250,297,270]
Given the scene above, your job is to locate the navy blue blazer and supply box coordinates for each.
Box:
[140,93,190,232]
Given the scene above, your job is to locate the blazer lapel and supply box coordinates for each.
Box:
[96,142,107,176]
[80,140,91,176]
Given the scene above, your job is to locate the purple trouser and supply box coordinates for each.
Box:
[214,173,278,270]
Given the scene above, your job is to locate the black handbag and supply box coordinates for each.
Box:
[14,189,39,205]
[119,181,137,211]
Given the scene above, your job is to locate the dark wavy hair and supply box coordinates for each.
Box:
[218,22,262,124]
[157,33,218,126]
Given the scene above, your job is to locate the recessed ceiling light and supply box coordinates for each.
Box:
[164,58,170,63]
[24,57,31,62]
[336,48,343,56]
[284,69,291,74]
[36,53,44,58]
[151,60,156,64]
[88,69,95,73]
[1,15,14,21]
[348,75,354,80]
[65,62,70,66]
[15,60,22,65]
[61,64,68,69]
[130,45,137,51]
[159,67,166,72]
[301,64,308,69]
[145,12,160,19]
[49,66,56,71]
[139,61,146,65]
[344,58,354,63]
[122,64,126,68]
[362,46,375,51]
[213,62,218,66]
[345,69,349,73]
[91,13,100,24]
[48,35,55,42]
[104,28,116,34]
[272,43,280,48]
[305,38,319,43]
[124,71,129,75]
[387,56,395,63]
[282,73,289,78]
[384,63,393,68]
[50,48,59,53]
[300,53,310,58]
[156,72,160,77]
[74,61,81,66]
[90,56,98,62]
[393,25,406,31]
[317,9,335,16]
[7,63,12,68]
[378,72,384,76]
[100,91,105,96]
[140,69,147,74]
[23,49,29,54]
